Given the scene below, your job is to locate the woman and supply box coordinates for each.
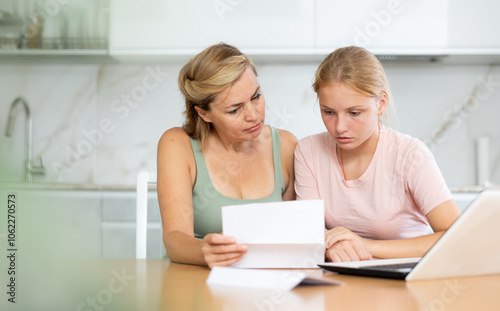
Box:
[157,43,297,268]
[295,46,461,262]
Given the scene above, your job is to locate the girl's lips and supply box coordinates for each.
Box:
[246,123,261,132]
[336,137,352,143]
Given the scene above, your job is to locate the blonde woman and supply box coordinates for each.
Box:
[295,46,461,262]
[157,43,297,267]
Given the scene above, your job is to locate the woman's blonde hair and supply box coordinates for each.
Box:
[313,46,395,125]
[179,43,257,147]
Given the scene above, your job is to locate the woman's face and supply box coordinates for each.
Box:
[196,67,266,143]
[318,82,386,151]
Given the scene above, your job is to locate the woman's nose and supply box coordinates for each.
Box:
[244,103,258,121]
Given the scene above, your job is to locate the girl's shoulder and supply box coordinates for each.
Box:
[382,127,432,158]
[297,131,333,148]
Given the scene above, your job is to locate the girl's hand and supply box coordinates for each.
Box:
[325,227,373,262]
[202,233,248,268]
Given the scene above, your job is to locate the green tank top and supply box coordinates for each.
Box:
[190,125,285,238]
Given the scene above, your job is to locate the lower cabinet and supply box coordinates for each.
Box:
[0,187,163,260]
[0,188,102,259]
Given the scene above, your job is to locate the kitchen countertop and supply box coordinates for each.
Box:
[0,182,495,193]
[0,182,156,191]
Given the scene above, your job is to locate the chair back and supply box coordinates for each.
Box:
[136,171,157,258]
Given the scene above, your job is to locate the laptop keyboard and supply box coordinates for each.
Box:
[364,262,418,270]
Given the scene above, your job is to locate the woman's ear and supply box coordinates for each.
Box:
[377,93,388,116]
[194,105,212,123]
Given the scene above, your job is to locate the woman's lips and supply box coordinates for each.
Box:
[246,123,261,132]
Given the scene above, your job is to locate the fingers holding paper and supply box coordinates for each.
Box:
[325,227,373,262]
[202,233,248,268]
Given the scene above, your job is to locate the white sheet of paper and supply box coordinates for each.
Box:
[206,267,343,291]
[222,200,325,268]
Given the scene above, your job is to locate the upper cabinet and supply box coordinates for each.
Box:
[109,0,315,62]
[448,0,500,48]
[316,0,448,51]
[109,0,500,64]
[443,0,500,64]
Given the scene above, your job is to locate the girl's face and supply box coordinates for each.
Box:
[196,67,266,144]
[318,82,386,151]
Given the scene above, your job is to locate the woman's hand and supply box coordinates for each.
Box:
[202,233,248,268]
[325,227,373,262]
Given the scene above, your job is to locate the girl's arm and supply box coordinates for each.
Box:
[325,199,461,261]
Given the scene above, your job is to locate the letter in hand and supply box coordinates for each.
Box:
[202,233,248,268]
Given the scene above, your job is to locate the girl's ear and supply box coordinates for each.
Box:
[377,93,388,116]
[194,105,212,123]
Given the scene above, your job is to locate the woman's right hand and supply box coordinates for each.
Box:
[202,233,248,268]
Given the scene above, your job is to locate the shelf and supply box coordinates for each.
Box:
[0,49,117,64]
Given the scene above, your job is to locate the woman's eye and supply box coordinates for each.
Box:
[322,110,334,115]
[228,108,239,114]
[252,93,262,100]
[350,111,360,116]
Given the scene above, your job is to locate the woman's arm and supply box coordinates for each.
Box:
[278,129,298,201]
[157,128,247,267]
[325,199,462,261]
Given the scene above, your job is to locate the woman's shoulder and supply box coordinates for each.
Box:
[275,127,298,147]
[158,127,193,151]
[159,127,190,142]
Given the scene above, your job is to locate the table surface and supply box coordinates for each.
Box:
[13,259,500,311]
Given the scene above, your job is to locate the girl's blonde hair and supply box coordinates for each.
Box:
[313,46,395,124]
[179,43,257,147]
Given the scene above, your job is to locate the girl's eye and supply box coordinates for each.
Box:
[252,93,262,101]
[228,108,240,114]
[322,110,334,115]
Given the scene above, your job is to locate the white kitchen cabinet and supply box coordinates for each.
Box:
[109,0,315,61]
[0,188,102,260]
[448,0,500,48]
[315,0,448,51]
[0,185,164,260]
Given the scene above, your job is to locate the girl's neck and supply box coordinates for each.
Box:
[337,123,382,180]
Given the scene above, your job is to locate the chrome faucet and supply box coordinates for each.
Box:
[5,97,45,182]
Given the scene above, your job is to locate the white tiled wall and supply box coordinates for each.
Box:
[1,61,499,187]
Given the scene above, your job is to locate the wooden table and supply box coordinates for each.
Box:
[13,259,500,311]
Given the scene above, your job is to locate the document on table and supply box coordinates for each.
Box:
[222,200,325,268]
[207,266,343,291]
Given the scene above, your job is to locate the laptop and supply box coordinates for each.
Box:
[319,190,500,280]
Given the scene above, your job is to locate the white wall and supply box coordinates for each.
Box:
[0,61,499,187]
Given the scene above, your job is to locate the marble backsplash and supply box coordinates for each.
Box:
[0,61,499,187]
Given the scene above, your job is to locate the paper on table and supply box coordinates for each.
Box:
[222,200,325,268]
[206,267,343,291]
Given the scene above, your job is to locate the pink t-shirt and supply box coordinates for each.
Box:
[294,126,452,240]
